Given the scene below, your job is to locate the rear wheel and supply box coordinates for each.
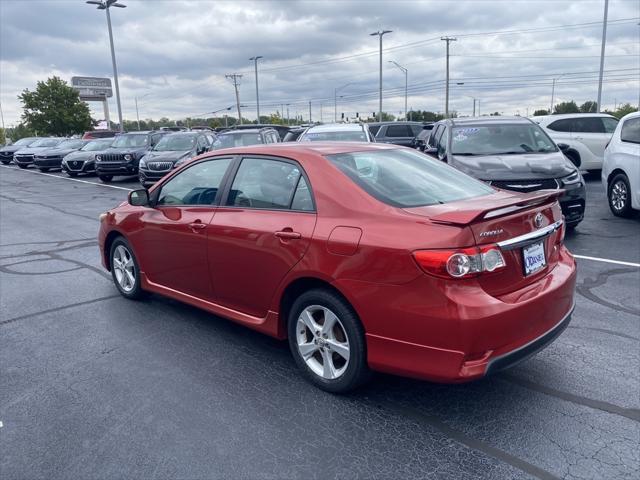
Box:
[288,288,370,393]
[109,237,144,299]
[99,175,113,183]
[608,173,633,218]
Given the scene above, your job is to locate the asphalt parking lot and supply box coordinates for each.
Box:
[0,165,638,480]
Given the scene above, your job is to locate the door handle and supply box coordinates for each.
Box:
[275,230,301,240]
[189,221,207,233]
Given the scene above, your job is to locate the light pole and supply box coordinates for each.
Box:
[596,0,609,112]
[225,74,243,125]
[86,0,126,132]
[249,56,263,123]
[389,61,408,121]
[370,30,392,122]
[550,75,564,114]
[334,83,352,122]
[134,93,151,131]
[441,36,457,118]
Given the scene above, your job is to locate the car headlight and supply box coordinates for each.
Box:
[139,157,147,168]
[561,170,582,185]
[95,155,102,162]
[124,154,132,161]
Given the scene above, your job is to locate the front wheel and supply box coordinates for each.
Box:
[288,288,370,393]
[99,175,113,183]
[67,172,78,177]
[39,167,50,172]
[608,173,633,218]
[18,164,28,169]
[1,160,10,165]
[109,238,144,299]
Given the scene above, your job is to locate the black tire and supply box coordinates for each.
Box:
[39,167,50,172]
[109,237,144,300]
[1,160,10,165]
[99,175,113,183]
[288,288,370,393]
[17,164,28,169]
[67,172,78,177]
[608,173,633,218]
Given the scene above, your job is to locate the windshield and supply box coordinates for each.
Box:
[212,133,263,149]
[57,140,85,149]
[14,137,37,146]
[451,123,557,155]
[31,138,62,147]
[111,134,148,148]
[82,140,113,151]
[300,130,368,142]
[154,135,196,151]
[326,149,494,208]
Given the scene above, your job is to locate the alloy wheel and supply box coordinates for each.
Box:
[112,245,136,292]
[611,180,628,212]
[296,305,350,380]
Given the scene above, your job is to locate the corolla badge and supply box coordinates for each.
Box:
[534,213,544,228]
[479,228,504,237]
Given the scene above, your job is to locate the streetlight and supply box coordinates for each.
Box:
[134,93,151,131]
[389,60,408,121]
[249,56,263,123]
[86,0,126,132]
[334,83,352,122]
[370,30,392,122]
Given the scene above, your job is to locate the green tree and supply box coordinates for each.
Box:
[533,109,549,116]
[0,128,5,145]
[19,76,93,136]
[579,101,597,113]
[553,101,580,114]
[612,103,638,119]
[6,123,35,141]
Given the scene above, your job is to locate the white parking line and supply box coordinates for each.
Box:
[0,165,133,191]
[573,254,640,268]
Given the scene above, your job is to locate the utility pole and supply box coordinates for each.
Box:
[370,30,392,122]
[441,36,457,118]
[309,101,312,124]
[86,0,127,132]
[249,56,262,123]
[596,0,609,112]
[320,103,323,123]
[550,75,564,114]
[286,104,290,126]
[225,74,243,125]
[134,96,140,130]
[389,61,408,120]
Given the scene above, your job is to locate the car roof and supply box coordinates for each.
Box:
[369,121,425,126]
[305,123,365,132]
[219,129,265,135]
[447,116,532,126]
[203,141,397,157]
[533,113,617,123]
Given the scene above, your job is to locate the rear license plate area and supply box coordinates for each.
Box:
[523,241,546,276]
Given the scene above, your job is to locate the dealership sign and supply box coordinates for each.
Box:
[71,76,113,101]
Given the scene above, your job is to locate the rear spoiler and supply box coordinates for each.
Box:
[430,189,563,226]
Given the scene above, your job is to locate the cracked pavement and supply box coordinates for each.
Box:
[0,166,638,479]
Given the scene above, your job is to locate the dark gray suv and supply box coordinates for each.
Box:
[95,131,167,182]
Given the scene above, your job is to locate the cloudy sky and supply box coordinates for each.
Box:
[0,0,638,126]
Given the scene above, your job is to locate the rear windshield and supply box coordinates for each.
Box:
[212,133,263,149]
[82,139,113,151]
[300,130,368,142]
[326,149,494,208]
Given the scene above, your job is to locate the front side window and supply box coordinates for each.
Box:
[450,123,557,155]
[571,117,605,133]
[326,149,495,208]
[157,158,232,206]
[227,158,308,210]
[112,134,148,148]
[620,117,640,144]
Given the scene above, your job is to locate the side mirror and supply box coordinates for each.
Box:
[557,143,570,152]
[128,189,150,207]
[424,146,438,156]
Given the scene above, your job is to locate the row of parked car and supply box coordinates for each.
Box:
[2,112,638,220]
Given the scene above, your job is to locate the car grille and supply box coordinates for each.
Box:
[148,161,173,171]
[14,154,35,163]
[491,178,559,193]
[0,151,13,160]
[100,153,127,163]
[66,160,85,171]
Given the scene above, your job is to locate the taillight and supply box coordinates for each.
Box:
[413,245,506,279]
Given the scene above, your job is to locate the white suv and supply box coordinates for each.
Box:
[533,113,618,172]
[602,112,640,217]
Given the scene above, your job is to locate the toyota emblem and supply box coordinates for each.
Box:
[534,213,544,228]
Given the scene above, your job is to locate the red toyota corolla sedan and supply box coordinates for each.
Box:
[98,143,576,392]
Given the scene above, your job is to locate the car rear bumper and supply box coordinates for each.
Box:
[337,246,577,382]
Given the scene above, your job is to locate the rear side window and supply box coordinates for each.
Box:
[621,117,640,144]
[326,149,494,208]
[227,158,312,210]
[547,119,574,132]
[571,117,605,133]
[384,125,414,137]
